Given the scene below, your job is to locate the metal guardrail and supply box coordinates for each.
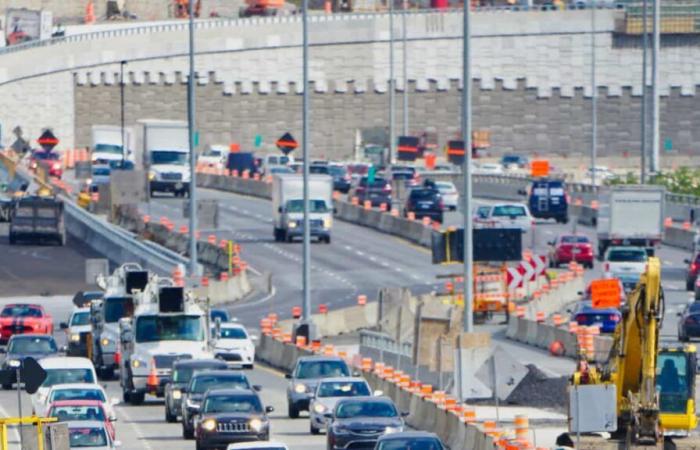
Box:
[359,330,413,357]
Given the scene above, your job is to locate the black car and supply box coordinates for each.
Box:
[678,301,700,342]
[355,177,392,207]
[326,397,406,450]
[328,165,351,194]
[164,359,228,423]
[404,188,443,223]
[182,370,258,439]
[195,388,273,449]
[374,431,446,450]
[1,334,59,389]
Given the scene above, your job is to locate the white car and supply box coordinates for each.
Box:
[604,246,648,290]
[67,420,121,449]
[585,166,616,184]
[475,163,504,175]
[198,145,228,169]
[308,377,373,435]
[262,153,293,175]
[61,307,92,354]
[474,203,533,233]
[211,323,256,369]
[34,357,98,415]
[227,442,289,450]
[36,383,116,418]
[435,181,459,211]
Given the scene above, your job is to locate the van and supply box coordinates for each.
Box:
[528,179,568,223]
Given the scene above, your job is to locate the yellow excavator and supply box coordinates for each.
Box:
[572,257,697,444]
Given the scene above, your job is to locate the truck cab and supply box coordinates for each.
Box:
[137,119,191,198]
[272,174,333,244]
[527,179,568,223]
[119,277,212,405]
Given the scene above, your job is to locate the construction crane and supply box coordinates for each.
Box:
[572,257,698,445]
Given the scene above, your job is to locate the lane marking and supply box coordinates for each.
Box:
[114,404,155,450]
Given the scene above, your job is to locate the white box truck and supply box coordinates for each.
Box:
[596,185,665,256]
[272,174,333,243]
[91,125,135,164]
[135,119,190,197]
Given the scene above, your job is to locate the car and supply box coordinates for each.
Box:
[309,377,373,435]
[326,397,407,450]
[195,388,274,449]
[29,150,63,178]
[210,308,231,324]
[261,154,293,175]
[677,301,700,342]
[346,163,371,183]
[434,181,458,211]
[389,166,419,188]
[47,400,116,440]
[182,370,258,439]
[0,334,59,389]
[473,203,533,233]
[404,188,444,223]
[500,154,529,170]
[72,291,104,308]
[585,166,615,183]
[328,164,352,194]
[527,179,568,223]
[548,235,594,269]
[603,246,648,287]
[164,359,228,423]
[310,164,330,175]
[286,355,352,419]
[34,383,114,418]
[34,357,98,416]
[374,431,446,450]
[66,420,121,449]
[570,301,621,334]
[89,164,111,185]
[685,252,700,291]
[0,303,54,344]
[227,442,289,450]
[355,177,392,208]
[268,166,294,175]
[212,323,256,369]
[61,307,92,357]
[475,163,504,175]
[198,146,228,169]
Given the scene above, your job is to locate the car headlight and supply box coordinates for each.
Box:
[101,338,110,346]
[148,171,156,181]
[313,403,326,414]
[172,390,182,400]
[7,359,21,368]
[333,424,349,434]
[131,359,145,369]
[201,418,216,432]
[70,333,80,342]
[385,426,403,434]
[323,217,332,229]
[249,418,263,432]
[294,383,307,394]
[288,221,298,229]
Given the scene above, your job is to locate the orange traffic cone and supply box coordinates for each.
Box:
[85,0,96,24]
[147,363,159,393]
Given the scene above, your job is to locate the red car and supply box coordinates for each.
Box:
[29,150,63,178]
[46,400,116,440]
[548,234,594,269]
[0,304,53,345]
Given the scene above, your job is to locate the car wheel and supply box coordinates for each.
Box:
[310,423,320,435]
[679,332,689,343]
[245,364,254,370]
[2,383,12,390]
[183,423,195,440]
[325,236,331,244]
[687,279,695,291]
[129,391,145,406]
[165,405,177,423]
[122,389,131,403]
[288,402,299,419]
[195,441,203,450]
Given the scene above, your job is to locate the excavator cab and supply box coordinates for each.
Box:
[657,346,698,432]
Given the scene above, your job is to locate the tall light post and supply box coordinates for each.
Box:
[120,60,127,164]
[590,0,597,186]
[301,0,312,333]
[402,1,408,135]
[640,0,648,183]
[187,0,198,276]
[388,0,396,163]
[650,0,660,173]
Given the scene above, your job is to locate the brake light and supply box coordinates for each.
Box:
[576,315,587,325]
[383,184,392,193]
[691,262,698,273]
[604,263,609,272]
[356,186,365,193]
[609,315,619,322]
[114,350,121,365]
[52,162,61,170]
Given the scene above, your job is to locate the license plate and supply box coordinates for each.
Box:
[175,182,183,189]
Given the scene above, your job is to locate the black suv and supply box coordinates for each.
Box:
[195,388,273,449]
[404,188,443,223]
[164,359,227,423]
[181,370,258,439]
[355,177,392,207]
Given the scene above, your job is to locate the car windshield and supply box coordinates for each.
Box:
[561,236,589,244]
[295,360,349,379]
[51,388,105,403]
[1,305,42,317]
[173,366,218,384]
[202,149,222,157]
[219,327,248,339]
[436,182,455,192]
[203,395,263,414]
[71,311,90,326]
[607,249,647,262]
[361,177,388,188]
[68,427,108,447]
[410,190,438,201]
[42,369,95,387]
[318,381,371,398]
[328,166,346,177]
[135,315,204,343]
[92,167,110,177]
[50,405,106,422]
[335,401,398,418]
[190,375,250,394]
[103,297,134,323]
[492,205,527,217]
[94,143,123,155]
[378,438,443,450]
[285,200,329,214]
[151,151,187,165]
[310,165,329,174]
[9,337,56,354]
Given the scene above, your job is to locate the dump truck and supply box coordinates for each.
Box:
[8,195,65,245]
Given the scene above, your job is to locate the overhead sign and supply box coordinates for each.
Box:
[397,136,419,162]
[530,159,550,177]
[276,132,298,155]
[37,129,59,152]
[590,278,622,309]
[446,140,465,165]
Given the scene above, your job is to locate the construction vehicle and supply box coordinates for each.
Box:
[8,194,65,245]
[571,257,698,445]
[118,275,212,405]
[239,0,291,17]
[91,264,149,379]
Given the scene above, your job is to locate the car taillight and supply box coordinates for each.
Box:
[439,200,444,209]
[576,315,587,324]
[52,163,61,170]
[609,315,619,322]
[692,262,698,273]
[383,184,392,193]
[604,263,609,272]
[356,187,365,193]
[114,350,121,364]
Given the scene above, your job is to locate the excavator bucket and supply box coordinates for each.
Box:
[657,346,698,432]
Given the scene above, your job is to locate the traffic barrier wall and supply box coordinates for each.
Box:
[277,302,380,337]
[664,226,697,251]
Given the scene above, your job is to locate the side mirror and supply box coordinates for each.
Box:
[577,291,584,296]
[333,207,338,214]
[59,345,68,353]
[250,335,259,342]
[373,390,383,397]
[323,412,333,419]
[278,206,284,213]
[109,416,118,422]
[265,406,274,413]
[253,385,262,392]
[0,348,6,354]
[401,411,410,417]
[284,373,292,379]
[677,310,683,317]
[110,397,119,406]
[685,259,691,264]
[548,240,555,246]
[60,322,68,330]
[352,371,361,377]
[517,189,527,196]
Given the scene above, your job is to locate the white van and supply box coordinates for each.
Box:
[34,357,98,414]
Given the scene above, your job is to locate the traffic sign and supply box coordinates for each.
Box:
[532,255,547,278]
[507,267,523,290]
[590,279,621,309]
[520,259,535,282]
[37,129,59,152]
[276,132,298,155]
[530,160,549,177]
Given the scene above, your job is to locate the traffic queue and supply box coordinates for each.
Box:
[0,262,447,450]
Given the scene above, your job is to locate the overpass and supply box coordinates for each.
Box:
[1,10,699,158]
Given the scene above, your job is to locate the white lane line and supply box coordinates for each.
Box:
[113,405,155,450]
[231,286,277,310]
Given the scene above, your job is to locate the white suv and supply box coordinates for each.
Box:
[212,323,256,369]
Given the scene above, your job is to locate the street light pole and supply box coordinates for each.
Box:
[302,0,312,328]
[389,0,396,163]
[590,0,597,186]
[187,0,198,277]
[651,0,660,173]
[641,0,648,183]
[402,2,408,135]
[120,60,126,164]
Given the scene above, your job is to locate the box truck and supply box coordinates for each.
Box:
[135,120,190,197]
[272,174,333,243]
[91,125,135,164]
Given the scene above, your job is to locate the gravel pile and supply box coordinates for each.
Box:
[504,364,569,411]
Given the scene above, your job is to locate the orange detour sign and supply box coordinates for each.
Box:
[590,279,622,309]
[530,160,550,177]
